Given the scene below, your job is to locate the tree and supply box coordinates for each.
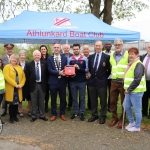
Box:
[0,0,149,25]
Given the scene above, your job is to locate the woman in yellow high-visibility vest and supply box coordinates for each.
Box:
[124,47,146,132]
[0,58,5,124]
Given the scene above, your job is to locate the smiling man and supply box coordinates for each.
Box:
[109,38,128,129]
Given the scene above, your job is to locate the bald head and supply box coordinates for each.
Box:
[83,45,90,57]
[33,50,41,62]
[63,44,70,54]
[94,41,103,53]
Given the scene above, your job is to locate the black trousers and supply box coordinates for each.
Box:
[66,83,72,108]
[45,89,50,109]
[88,86,107,118]
[9,104,18,119]
[107,79,111,108]
[142,80,150,116]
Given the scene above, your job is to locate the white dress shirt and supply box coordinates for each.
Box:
[143,54,150,80]
[34,61,41,82]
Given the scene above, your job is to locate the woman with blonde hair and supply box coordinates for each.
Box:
[3,54,26,123]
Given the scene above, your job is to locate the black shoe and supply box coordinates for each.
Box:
[88,116,98,122]
[148,115,150,119]
[1,112,7,116]
[14,117,19,122]
[99,118,106,124]
[39,117,48,121]
[9,118,14,124]
[70,114,78,119]
[30,118,37,122]
[80,114,85,121]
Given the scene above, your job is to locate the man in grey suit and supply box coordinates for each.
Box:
[1,44,14,116]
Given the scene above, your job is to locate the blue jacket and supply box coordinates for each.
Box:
[47,55,68,85]
[68,54,88,82]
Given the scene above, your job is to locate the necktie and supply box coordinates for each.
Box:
[93,53,99,72]
[36,63,40,81]
[145,56,150,77]
[56,56,59,67]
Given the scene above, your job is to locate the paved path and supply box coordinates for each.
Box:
[0,113,150,150]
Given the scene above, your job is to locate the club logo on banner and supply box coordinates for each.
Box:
[51,18,78,28]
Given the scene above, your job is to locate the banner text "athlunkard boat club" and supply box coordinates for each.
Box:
[26,30,104,38]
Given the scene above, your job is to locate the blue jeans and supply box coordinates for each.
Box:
[70,82,86,114]
[123,92,144,128]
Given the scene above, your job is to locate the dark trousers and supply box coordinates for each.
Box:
[9,104,18,119]
[110,80,125,121]
[67,83,72,108]
[0,94,3,104]
[1,99,8,113]
[142,80,150,116]
[107,79,111,109]
[45,89,50,109]
[30,83,46,119]
[49,83,66,116]
[88,86,107,118]
[87,84,91,110]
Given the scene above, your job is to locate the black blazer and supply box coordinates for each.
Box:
[26,60,48,92]
[140,53,147,62]
[88,52,110,88]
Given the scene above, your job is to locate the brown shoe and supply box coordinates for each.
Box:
[117,121,123,129]
[60,115,67,121]
[50,116,57,121]
[109,119,118,126]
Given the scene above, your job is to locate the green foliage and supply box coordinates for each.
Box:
[0,44,53,62]
[0,0,149,23]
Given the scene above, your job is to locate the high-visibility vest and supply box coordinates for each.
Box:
[124,60,146,92]
[110,51,128,79]
[0,70,5,90]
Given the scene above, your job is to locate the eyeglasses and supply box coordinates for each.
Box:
[114,44,122,47]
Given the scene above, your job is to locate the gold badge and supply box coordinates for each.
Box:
[102,62,106,66]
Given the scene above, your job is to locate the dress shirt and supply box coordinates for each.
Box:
[93,52,102,71]
[34,61,41,82]
[54,54,61,61]
[143,54,150,80]
[115,50,123,63]
[20,62,25,70]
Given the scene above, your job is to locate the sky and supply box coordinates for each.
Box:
[112,2,150,42]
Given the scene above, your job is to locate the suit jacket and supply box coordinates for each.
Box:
[26,60,48,92]
[1,55,9,67]
[47,55,68,85]
[140,53,147,62]
[88,52,110,88]
[61,53,73,59]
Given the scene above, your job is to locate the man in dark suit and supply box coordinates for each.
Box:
[47,44,68,121]
[1,44,14,116]
[140,43,150,118]
[26,50,48,122]
[61,44,73,111]
[88,40,110,124]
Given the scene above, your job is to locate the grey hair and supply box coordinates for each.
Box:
[33,50,41,56]
[9,54,19,64]
[114,38,124,44]
[19,50,27,56]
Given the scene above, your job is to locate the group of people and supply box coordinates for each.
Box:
[0,39,150,133]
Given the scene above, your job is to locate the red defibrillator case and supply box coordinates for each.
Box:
[64,65,75,76]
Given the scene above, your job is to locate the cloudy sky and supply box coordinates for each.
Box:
[112,2,150,42]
